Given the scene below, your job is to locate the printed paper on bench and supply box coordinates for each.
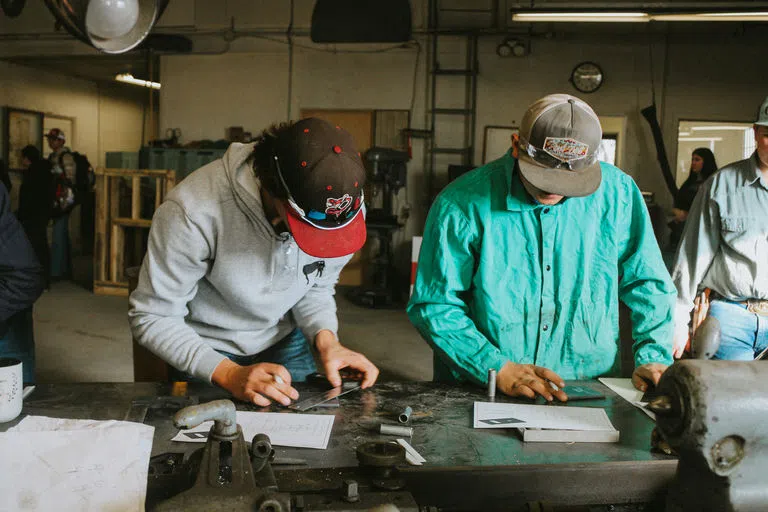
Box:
[473,401,617,432]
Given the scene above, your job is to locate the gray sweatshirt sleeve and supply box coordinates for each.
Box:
[128,200,226,381]
[291,257,349,345]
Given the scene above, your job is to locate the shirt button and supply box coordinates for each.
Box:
[546,265,551,271]
[543,325,549,331]
[543,208,550,214]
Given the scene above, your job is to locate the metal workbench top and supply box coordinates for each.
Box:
[3,380,677,509]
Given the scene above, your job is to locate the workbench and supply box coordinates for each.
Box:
[1,381,677,511]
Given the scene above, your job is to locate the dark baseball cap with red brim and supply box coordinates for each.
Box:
[275,118,367,258]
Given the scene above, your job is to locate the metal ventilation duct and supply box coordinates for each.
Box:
[43,0,169,54]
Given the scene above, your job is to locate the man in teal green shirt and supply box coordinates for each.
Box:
[407,94,674,402]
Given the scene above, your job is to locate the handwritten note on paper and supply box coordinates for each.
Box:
[171,411,335,449]
[0,418,154,512]
[473,401,616,431]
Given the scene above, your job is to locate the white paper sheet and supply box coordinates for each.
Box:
[171,411,335,449]
[11,415,133,432]
[473,401,617,431]
[1,416,154,512]
[598,377,656,420]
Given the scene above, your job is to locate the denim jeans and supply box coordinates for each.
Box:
[51,215,71,279]
[169,328,317,382]
[709,300,768,361]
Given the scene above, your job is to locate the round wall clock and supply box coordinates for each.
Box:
[570,61,604,94]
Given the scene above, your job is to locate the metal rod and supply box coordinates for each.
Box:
[380,424,414,437]
[398,406,413,424]
[488,369,497,400]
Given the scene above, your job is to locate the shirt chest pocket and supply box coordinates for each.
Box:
[720,215,763,258]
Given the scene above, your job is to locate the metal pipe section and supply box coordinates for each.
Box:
[398,406,413,424]
[173,399,238,441]
[487,369,497,400]
[380,424,414,437]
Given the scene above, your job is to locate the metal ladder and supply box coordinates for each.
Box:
[426,0,498,202]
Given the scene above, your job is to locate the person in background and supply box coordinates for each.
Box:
[668,147,718,250]
[129,118,379,406]
[18,145,53,289]
[0,159,11,193]
[0,184,45,382]
[671,96,768,360]
[408,94,675,402]
[46,128,74,282]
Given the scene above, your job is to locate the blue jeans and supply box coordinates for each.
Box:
[51,215,71,279]
[169,328,317,383]
[709,300,768,360]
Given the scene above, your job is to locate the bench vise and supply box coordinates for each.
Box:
[650,360,768,512]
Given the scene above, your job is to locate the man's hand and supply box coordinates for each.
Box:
[496,362,568,402]
[212,359,299,407]
[632,363,668,391]
[315,330,379,389]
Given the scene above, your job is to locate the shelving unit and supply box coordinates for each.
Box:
[93,167,176,296]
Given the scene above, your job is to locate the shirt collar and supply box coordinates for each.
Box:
[745,152,765,186]
[505,152,538,212]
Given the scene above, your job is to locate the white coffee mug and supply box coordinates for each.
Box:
[0,358,22,423]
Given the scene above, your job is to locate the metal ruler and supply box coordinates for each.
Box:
[288,383,361,412]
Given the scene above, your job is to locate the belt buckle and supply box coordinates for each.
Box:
[747,300,768,316]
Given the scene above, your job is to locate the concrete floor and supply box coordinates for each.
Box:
[32,280,433,384]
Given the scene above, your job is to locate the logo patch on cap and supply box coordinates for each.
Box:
[543,137,589,161]
[325,194,353,217]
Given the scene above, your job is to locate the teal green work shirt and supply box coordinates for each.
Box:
[407,152,675,384]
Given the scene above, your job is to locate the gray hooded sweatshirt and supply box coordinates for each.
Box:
[128,142,351,381]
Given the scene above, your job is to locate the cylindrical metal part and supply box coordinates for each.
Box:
[656,360,768,452]
[398,406,413,424]
[691,316,721,360]
[379,423,413,437]
[487,369,497,400]
[250,433,274,472]
[342,479,360,503]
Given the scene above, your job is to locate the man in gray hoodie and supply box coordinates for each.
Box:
[129,118,378,406]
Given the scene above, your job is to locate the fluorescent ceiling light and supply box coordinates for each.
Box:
[678,131,691,136]
[653,12,768,21]
[512,12,649,22]
[115,73,161,89]
[691,125,752,131]
[678,137,724,142]
[511,11,768,23]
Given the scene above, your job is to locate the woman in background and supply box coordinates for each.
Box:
[669,147,718,250]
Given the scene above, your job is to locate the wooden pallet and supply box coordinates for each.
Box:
[93,168,175,296]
